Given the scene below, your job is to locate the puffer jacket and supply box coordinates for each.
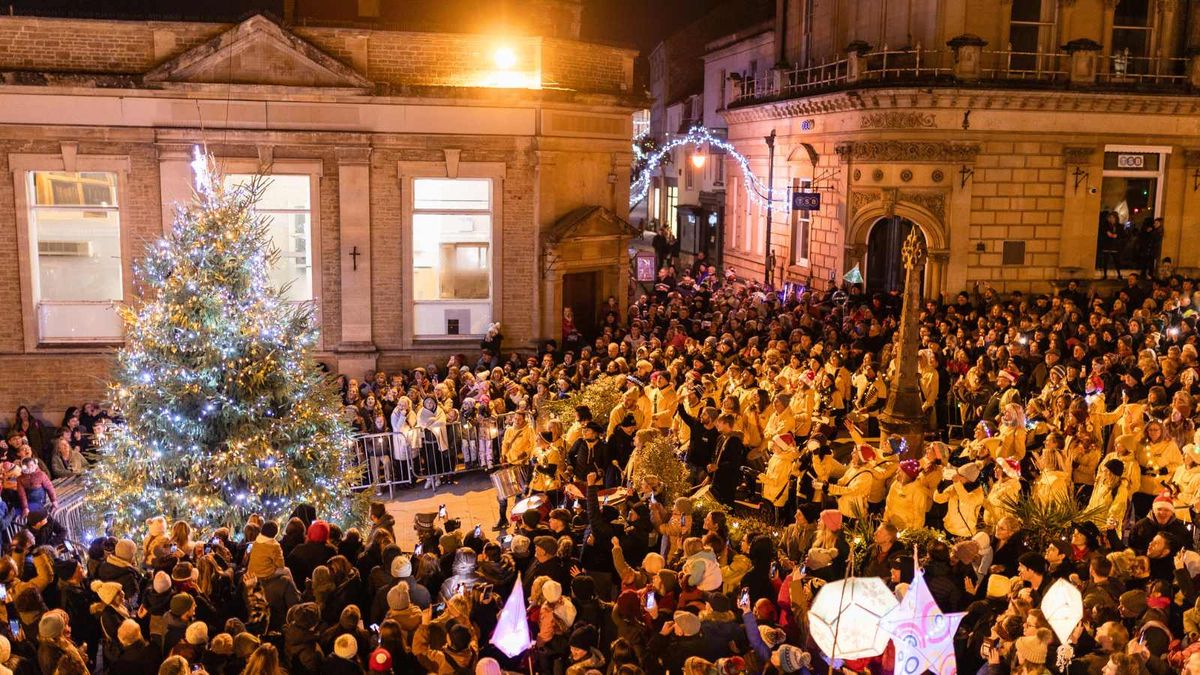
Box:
[684,549,723,592]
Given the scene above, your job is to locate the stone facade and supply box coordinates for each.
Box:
[0,13,639,420]
[715,0,1200,296]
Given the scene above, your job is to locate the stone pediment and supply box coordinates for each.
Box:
[543,206,638,245]
[145,15,371,92]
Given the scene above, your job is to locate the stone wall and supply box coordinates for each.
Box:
[0,16,635,94]
[966,142,1067,290]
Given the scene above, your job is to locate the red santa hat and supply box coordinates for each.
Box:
[997,457,1022,480]
[770,433,796,452]
[1153,492,1175,508]
[998,368,1020,383]
[857,444,877,463]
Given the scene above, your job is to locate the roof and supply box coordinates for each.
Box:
[542,206,638,245]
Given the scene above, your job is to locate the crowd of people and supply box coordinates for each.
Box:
[11,258,1200,674]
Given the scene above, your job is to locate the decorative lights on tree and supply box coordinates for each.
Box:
[630,126,787,210]
[84,148,362,534]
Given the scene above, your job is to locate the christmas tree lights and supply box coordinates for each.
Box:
[84,148,364,535]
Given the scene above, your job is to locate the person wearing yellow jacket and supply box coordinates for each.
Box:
[1170,444,1200,523]
[760,433,800,508]
[818,445,876,522]
[528,426,564,494]
[646,372,678,432]
[763,395,796,442]
[985,457,1023,526]
[882,459,930,530]
[933,461,986,538]
[996,403,1028,461]
[1130,420,1182,515]
[918,350,940,429]
[495,412,535,528]
[1088,458,1132,538]
[607,388,647,438]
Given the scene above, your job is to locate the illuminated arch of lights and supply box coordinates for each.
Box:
[630,126,788,211]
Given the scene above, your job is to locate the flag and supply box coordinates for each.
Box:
[490,573,533,658]
[843,264,863,285]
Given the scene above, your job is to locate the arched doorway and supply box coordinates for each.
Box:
[866,216,925,294]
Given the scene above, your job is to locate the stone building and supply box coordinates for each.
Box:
[0,8,639,418]
[715,0,1200,297]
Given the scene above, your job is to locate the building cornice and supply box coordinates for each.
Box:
[723,87,1200,124]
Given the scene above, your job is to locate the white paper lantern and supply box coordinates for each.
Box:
[808,576,899,660]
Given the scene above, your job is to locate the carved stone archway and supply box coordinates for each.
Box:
[844,188,951,298]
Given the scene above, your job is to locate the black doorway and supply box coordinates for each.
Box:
[563,271,599,339]
[866,216,924,294]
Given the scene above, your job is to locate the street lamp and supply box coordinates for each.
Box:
[690,152,706,169]
[763,129,776,286]
[493,46,518,70]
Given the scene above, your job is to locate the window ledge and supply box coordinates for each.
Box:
[34,341,122,351]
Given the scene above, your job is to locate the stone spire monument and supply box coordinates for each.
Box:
[879,228,928,459]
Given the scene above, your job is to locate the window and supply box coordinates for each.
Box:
[412,178,493,337]
[224,174,313,302]
[1112,0,1151,71]
[1009,0,1056,72]
[27,171,124,342]
[717,69,727,110]
[791,178,812,265]
[685,160,695,191]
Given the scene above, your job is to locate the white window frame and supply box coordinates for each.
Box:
[791,178,812,267]
[398,160,506,346]
[10,153,131,349]
[1102,144,1171,218]
[223,171,317,305]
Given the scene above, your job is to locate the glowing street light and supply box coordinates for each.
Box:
[690,151,706,169]
[493,47,518,70]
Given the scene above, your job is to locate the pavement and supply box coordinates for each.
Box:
[382,472,501,550]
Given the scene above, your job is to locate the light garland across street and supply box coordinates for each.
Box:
[629,125,790,210]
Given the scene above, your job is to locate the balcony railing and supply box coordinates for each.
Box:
[731,45,1196,106]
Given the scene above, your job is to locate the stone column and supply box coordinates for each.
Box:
[879,229,928,459]
[156,144,194,236]
[335,146,377,374]
[927,249,950,302]
[1057,0,1077,48]
[1101,0,1119,64]
[1179,150,1200,275]
[1057,146,1099,276]
[1159,0,1181,70]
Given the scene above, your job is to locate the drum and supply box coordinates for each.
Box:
[489,464,528,500]
[511,494,551,524]
[598,486,629,507]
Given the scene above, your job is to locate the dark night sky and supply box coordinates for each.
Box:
[3,0,723,51]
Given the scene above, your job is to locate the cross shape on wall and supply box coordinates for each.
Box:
[349,246,361,271]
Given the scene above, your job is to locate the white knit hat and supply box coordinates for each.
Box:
[153,571,172,594]
[185,621,208,646]
[542,579,563,603]
[391,555,412,579]
[334,634,357,660]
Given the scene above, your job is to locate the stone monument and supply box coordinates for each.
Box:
[878,228,928,459]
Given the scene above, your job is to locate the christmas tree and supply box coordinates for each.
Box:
[84,149,362,534]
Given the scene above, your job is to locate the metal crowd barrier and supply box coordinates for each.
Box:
[350,412,522,494]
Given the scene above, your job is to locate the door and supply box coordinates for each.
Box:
[866,216,924,294]
[562,271,599,339]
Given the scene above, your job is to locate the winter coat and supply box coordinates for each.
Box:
[439,550,483,600]
[95,558,141,604]
[109,639,161,674]
[247,535,287,579]
[884,478,931,530]
[287,541,335,587]
[565,647,607,675]
[283,623,325,675]
[324,655,365,675]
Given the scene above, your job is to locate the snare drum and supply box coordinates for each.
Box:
[511,494,551,524]
[489,464,529,500]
